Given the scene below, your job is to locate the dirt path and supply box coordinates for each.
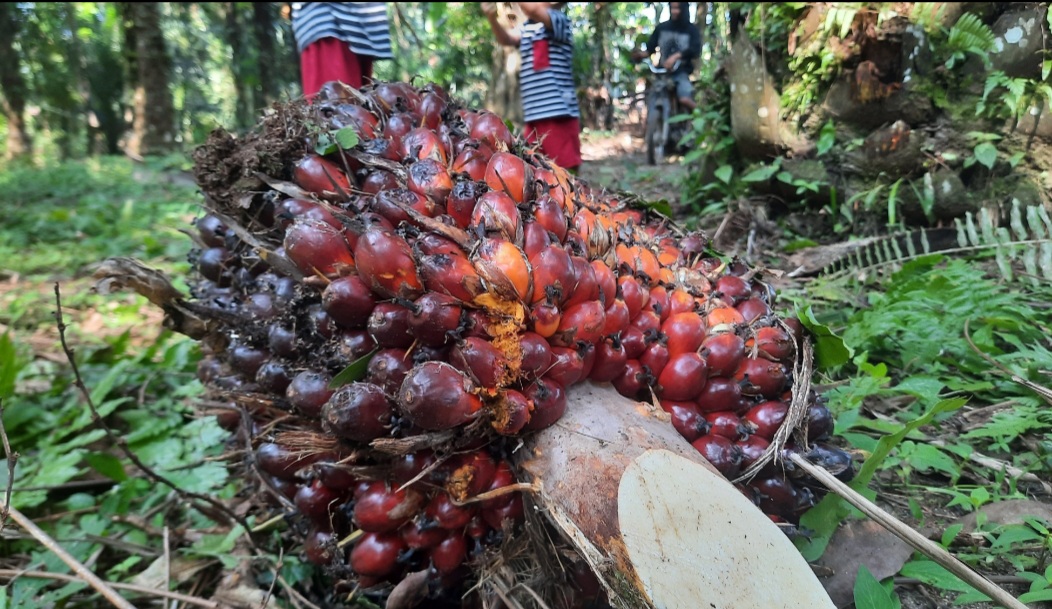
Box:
[576,129,691,209]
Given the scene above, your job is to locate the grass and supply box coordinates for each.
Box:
[1,155,1050,608]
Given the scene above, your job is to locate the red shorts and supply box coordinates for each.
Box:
[525,116,582,171]
[300,37,374,99]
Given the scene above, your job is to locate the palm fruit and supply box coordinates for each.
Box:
[179,78,853,606]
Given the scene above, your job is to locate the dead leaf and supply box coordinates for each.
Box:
[131,556,214,589]
[953,499,1052,534]
[816,520,915,608]
[386,569,429,609]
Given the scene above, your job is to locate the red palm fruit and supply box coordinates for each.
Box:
[256,360,292,394]
[322,275,375,328]
[750,326,794,362]
[287,370,335,418]
[417,248,484,303]
[613,360,649,400]
[644,285,670,320]
[388,450,437,487]
[474,238,533,302]
[591,337,628,382]
[547,346,586,387]
[668,289,698,315]
[366,349,410,396]
[419,92,445,129]
[372,188,440,226]
[701,333,746,377]
[519,332,552,379]
[704,411,746,440]
[523,378,567,431]
[330,102,379,138]
[444,450,498,498]
[431,533,468,575]
[715,275,751,306]
[552,301,606,347]
[482,493,524,530]
[284,218,355,278]
[523,221,552,259]
[784,316,806,346]
[363,135,404,162]
[295,480,344,526]
[707,306,746,329]
[256,442,329,481]
[695,377,747,414]
[492,389,531,435]
[275,198,341,230]
[354,481,424,533]
[481,461,517,509]
[485,152,531,203]
[743,400,788,440]
[564,257,599,308]
[354,227,424,299]
[336,329,377,363]
[426,492,477,530]
[735,358,788,398]
[398,362,483,430]
[591,260,617,306]
[691,434,742,478]
[307,304,336,340]
[677,233,708,262]
[315,460,358,492]
[657,353,708,401]
[294,154,351,197]
[630,309,662,335]
[618,276,650,319]
[407,292,462,346]
[533,167,568,210]
[620,326,647,360]
[343,211,393,251]
[572,207,598,246]
[807,402,835,441]
[749,476,802,520]
[362,169,400,195]
[463,309,492,338]
[304,527,337,566]
[229,344,269,377]
[533,194,568,241]
[737,297,772,324]
[449,337,510,389]
[402,519,446,550]
[368,303,414,348]
[322,383,393,442]
[351,531,406,577]
[451,147,490,182]
[529,301,562,337]
[737,435,771,469]
[403,126,448,164]
[530,245,576,305]
[197,247,235,285]
[470,111,513,150]
[196,214,229,248]
[602,298,631,337]
[383,112,417,141]
[662,312,707,356]
[661,400,709,442]
[578,341,597,379]
[471,191,522,242]
[407,158,453,206]
[640,340,670,379]
[446,179,485,228]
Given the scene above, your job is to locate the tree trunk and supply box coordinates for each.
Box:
[225,2,251,129]
[121,2,175,156]
[485,3,523,125]
[0,3,33,159]
[695,2,709,50]
[253,2,277,105]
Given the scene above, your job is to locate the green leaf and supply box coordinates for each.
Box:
[335,126,360,149]
[900,560,985,597]
[854,565,898,609]
[1020,589,1052,604]
[330,349,378,389]
[817,120,837,156]
[973,142,998,169]
[794,304,853,370]
[714,165,733,183]
[0,333,20,399]
[314,132,337,156]
[641,199,674,217]
[84,452,127,482]
[741,162,780,183]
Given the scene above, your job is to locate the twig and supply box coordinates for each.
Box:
[0,399,17,531]
[0,568,218,608]
[5,506,138,609]
[964,318,1052,404]
[929,439,1051,493]
[163,526,172,609]
[787,452,1029,609]
[53,284,253,535]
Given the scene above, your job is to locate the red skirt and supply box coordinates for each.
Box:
[300,37,374,99]
[525,116,582,171]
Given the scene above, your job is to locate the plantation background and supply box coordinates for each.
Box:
[2,3,1052,608]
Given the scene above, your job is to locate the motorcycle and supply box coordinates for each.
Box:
[641,58,692,165]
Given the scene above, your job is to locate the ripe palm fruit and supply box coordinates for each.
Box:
[175,77,853,607]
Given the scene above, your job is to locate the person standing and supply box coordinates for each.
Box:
[632,2,700,111]
[291,2,393,99]
[483,2,583,173]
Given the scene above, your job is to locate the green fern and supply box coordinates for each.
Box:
[945,12,996,69]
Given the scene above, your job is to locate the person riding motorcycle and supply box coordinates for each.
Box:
[631,2,701,112]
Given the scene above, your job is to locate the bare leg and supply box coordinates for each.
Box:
[678,97,697,111]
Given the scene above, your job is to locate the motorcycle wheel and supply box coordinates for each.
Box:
[646,104,666,165]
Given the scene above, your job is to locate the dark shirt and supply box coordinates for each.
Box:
[646,18,701,75]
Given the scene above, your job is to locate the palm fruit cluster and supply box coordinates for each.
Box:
[185,79,854,606]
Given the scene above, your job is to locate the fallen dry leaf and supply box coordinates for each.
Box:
[816,520,914,608]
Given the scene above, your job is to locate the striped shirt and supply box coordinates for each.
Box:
[291,2,393,58]
[519,9,579,122]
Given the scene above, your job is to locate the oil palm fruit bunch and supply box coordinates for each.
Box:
[181,79,853,607]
